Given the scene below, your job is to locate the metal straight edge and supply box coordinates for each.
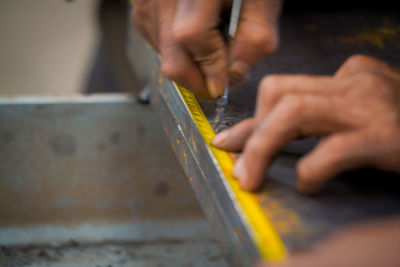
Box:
[127,14,281,264]
[151,76,257,266]
[140,46,257,263]
[143,53,260,265]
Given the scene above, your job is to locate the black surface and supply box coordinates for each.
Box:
[199,5,400,249]
[202,6,400,128]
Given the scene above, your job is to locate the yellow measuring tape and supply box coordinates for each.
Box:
[176,84,287,262]
[130,0,286,260]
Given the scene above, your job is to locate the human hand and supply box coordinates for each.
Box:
[212,55,400,193]
[131,0,282,98]
[257,217,400,267]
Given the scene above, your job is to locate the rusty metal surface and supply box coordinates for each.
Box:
[128,4,400,266]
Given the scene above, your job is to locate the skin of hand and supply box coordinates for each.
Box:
[257,217,400,267]
[131,0,282,98]
[212,55,400,193]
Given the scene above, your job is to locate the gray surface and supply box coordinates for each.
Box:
[0,94,227,266]
[0,240,226,267]
[0,95,202,229]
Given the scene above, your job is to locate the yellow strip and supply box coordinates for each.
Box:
[130,0,286,259]
[176,84,287,262]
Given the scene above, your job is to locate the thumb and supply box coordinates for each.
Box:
[173,0,227,98]
[297,131,371,194]
[229,0,281,85]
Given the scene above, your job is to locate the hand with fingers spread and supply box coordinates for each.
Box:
[131,0,282,98]
[212,55,400,193]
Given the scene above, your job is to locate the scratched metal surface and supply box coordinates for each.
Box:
[128,4,400,265]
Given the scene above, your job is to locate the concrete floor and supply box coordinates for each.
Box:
[0,0,99,95]
[0,240,227,267]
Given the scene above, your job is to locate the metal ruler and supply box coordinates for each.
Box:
[176,84,287,262]
[130,0,287,261]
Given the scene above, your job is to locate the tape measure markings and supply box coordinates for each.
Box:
[175,84,287,261]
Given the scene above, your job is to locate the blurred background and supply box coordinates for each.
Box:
[0,0,137,96]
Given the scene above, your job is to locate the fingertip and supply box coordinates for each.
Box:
[241,176,265,192]
[207,78,225,98]
[211,130,229,147]
[233,157,247,180]
[234,157,259,192]
[234,157,262,191]
[296,159,324,194]
[239,177,258,192]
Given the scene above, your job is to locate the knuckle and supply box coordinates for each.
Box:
[195,49,224,68]
[280,94,304,115]
[341,54,383,74]
[260,75,282,89]
[355,72,385,89]
[161,61,182,81]
[345,54,375,68]
[246,29,278,56]
[173,25,203,45]
[259,75,283,98]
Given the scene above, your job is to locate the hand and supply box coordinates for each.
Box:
[212,55,400,193]
[257,217,400,267]
[131,0,282,98]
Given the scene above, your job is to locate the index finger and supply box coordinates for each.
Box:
[234,95,346,191]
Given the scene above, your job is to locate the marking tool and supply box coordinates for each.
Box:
[213,0,242,132]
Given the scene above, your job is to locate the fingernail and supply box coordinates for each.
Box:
[229,61,249,85]
[211,131,229,147]
[233,156,247,181]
